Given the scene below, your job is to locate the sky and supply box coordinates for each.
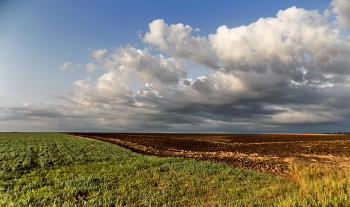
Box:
[1,0,350,133]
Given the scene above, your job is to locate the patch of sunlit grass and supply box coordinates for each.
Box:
[277,164,350,207]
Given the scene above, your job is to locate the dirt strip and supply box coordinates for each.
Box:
[66,133,350,176]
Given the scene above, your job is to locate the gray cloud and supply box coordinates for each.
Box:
[331,0,350,29]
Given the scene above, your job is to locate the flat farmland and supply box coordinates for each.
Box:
[3,132,350,206]
[68,133,350,175]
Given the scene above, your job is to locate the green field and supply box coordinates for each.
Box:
[0,132,349,206]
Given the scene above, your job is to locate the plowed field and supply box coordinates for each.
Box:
[67,133,350,176]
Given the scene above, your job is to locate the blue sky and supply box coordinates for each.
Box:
[1,0,350,133]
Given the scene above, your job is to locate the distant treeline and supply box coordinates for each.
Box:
[324,132,350,134]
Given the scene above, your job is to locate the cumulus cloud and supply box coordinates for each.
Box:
[331,0,350,29]
[209,6,350,77]
[3,3,350,133]
[143,19,218,69]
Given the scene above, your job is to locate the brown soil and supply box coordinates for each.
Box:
[66,133,350,176]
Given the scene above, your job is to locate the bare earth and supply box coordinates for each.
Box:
[67,133,350,176]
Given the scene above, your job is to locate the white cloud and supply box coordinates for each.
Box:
[209,6,350,77]
[331,0,350,29]
[59,62,81,70]
[92,49,107,62]
[85,63,98,74]
[112,46,187,87]
[143,19,218,69]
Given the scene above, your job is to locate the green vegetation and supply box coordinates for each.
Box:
[279,164,350,206]
[0,132,350,206]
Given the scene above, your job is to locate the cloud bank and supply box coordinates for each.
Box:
[2,1,350,133]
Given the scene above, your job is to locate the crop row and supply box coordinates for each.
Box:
[0,132,137,179]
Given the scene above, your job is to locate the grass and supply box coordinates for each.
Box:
[279,164,350,206]
[0,132,350,206]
